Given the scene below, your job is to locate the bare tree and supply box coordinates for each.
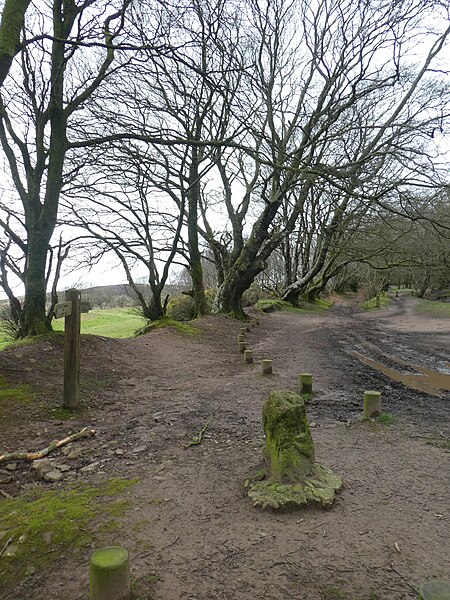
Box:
[0,0,131,336]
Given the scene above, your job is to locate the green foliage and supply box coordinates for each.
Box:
[378,412,395,425]
[166,295,195,321]
[242,283,262,307]
[0,478,137,586]
[362,295,392,310]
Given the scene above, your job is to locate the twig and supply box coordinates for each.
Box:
[0,427,96,464]
[389,565,418,592]
[184,411,216,448]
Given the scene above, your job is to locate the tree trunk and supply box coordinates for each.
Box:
[187,146,208,317]
[18,235,52,336]
[142,291,165,321]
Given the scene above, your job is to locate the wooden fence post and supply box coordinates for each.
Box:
[63,288,81,410]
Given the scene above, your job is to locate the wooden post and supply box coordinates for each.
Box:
[363,391,381,418]
[375,293,380,308]
[239,327,247,337]
[63,288,81,410]
[300,373,313,394]
[90,546,130,600]
[237,334,245,343]
[239,341,247,353]
[262,360,272,375]
[244,349,253,364]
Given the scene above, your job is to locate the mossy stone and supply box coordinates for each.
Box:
[263,390,315,482]
[419,581,450,600]
[246,390,342,510]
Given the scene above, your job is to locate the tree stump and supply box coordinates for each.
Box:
[299,373,313,395]
[363,391,381,418]
[262,360,272,375]
[418,581,450,600]
[90,546,130,600]
[244,349,253,364]
[245,391,342,509]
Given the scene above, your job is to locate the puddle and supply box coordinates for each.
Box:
[351,351,450,397]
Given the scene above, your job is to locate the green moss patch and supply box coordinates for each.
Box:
[133,317,200,337]
[0,478,137,586]
[0,375,34,424]
[362,294,391,310]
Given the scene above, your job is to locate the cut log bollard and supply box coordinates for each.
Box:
[246,325,251,332]
[90,546,130,600]
[262,360,272,375]
[299,373,313,395]
[395,290,399,298]
[418,581,450,600]
[239,327,247,337]
[375,293,380,308]
[237,334,245,343]
[239,341,247,353]
[244,349,253,364]
[363,390,381,418]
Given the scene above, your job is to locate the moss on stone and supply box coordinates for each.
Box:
[263,390,315,482]
[0,478,137,587]
[247,463,342,509]
[247,390,342,510]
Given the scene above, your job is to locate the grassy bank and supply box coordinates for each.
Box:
[0,308,147,350]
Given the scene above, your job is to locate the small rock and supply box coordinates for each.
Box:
[42,531,53,545]
[32,459,53,477]
[65,470,77,477]
[3,544,17,557]
[58,464,71,472]
[67,448,83,460]
[5,462,17,472]
[80,462,99,473]
[44,469,63,482]
[25,565,37,576]
[133,445,146,454]
[115,449,124,456]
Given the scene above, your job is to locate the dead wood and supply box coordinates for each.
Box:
[0,427,96,464]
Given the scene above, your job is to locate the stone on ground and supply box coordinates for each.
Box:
[245,390,342,509]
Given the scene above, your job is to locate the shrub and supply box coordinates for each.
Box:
[166,295,195,321]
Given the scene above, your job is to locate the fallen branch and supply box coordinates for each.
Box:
[184,412,216,448]
[0,427,96,464]
[0,488,12,499]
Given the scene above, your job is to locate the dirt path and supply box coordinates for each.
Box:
[1,294,449,600]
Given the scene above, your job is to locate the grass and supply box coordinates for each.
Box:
[0,478,138,586]
[53,308,147,337]
[0,308,147,351]
[0,375,34,424]
[362,294,391,310]
[378,412,395,425]
[414,299,450,317]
